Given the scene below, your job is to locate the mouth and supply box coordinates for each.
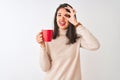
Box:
[59,21,66,26]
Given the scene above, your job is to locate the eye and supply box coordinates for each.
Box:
[65,14,70,18]
[58,14,61,16]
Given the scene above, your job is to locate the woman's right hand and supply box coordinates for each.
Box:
[36,32,45,48]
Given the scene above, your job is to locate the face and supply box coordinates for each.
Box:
[57,8,69,30]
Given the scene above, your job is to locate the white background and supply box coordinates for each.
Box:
[0,0,120,80]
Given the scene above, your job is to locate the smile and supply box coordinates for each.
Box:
[59,21,66,26]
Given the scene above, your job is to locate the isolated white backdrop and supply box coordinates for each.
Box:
[0,0,120,80]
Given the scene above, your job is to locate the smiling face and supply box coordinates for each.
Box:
[56,8,69,30]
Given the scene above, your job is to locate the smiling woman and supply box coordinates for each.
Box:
[36,3,100,80]
[53,3,79,44]
[57,8,69,29]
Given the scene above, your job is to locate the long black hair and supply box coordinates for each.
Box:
[53,3,79,44]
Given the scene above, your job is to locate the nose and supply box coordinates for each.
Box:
[61,16,65,20]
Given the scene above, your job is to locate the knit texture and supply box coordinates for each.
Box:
[40,25,100,80]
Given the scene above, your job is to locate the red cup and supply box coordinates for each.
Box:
[42,30,53,42]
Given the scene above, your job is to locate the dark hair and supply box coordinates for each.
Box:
[53,3,79,44]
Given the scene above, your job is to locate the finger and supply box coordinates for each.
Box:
[65,6,72,11]
[73,10,76,15]
[37,37,43,43]
[36,32,42,38]
[66,9,76,16]
[65,6,74,13]
[67,6,76,15]
[39,37,43,42]
[73,9,76,13]
[65,12,74,17]
[36,33,43,42]
[39,34,42,37]
[64,7,71,13]
[39,32,42,35]
[39,32,43,37]
[65,8,71,13]
[36,34,41,39]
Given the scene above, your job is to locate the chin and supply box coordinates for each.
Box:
[59,25,68,29]
[60,27,68,30]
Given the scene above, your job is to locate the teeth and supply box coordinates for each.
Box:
[60,21,65,24]
[59,21,66,26]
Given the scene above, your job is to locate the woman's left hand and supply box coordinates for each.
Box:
[64,6,79,26]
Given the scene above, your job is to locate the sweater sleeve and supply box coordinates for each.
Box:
[76,25,100,50]
[39,43,51,72]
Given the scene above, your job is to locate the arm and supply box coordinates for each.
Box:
[36,32,51,72]
[39,43,51,72]
[64,6,100,50]
[76,25,100,50]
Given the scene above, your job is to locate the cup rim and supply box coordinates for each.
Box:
[42,29,53,30]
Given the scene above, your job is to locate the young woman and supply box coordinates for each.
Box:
[36,3,100,80]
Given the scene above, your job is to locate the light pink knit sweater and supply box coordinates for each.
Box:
[40,25,100,80]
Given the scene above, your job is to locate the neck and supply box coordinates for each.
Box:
[59,29,67,36]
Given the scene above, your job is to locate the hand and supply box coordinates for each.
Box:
[36,32,45,48]
[64,6,79,26]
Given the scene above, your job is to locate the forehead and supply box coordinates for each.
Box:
[57,8,67,14]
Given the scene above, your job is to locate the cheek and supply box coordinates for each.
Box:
[56,20,59,26]
[65,21,69,27]
[56,17,59,24]
[66,21,69,26]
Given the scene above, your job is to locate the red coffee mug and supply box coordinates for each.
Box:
[42,30,53,42]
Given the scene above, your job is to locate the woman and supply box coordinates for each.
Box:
[36,3,100,80]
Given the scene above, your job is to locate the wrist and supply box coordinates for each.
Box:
[40,43,45,49]
[74,22,82,27]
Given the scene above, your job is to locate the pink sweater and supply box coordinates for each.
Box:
[40,25,100,80]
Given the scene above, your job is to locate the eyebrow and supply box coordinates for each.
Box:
[57,13,61,14]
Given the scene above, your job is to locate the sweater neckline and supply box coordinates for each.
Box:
[59,29,67,36]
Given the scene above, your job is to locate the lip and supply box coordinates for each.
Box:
[59,21,66,26]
